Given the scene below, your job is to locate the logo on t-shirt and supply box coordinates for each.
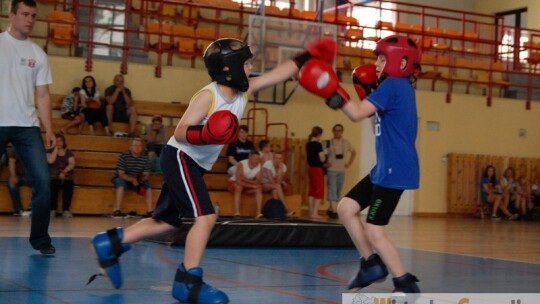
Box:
[19,58,36,68]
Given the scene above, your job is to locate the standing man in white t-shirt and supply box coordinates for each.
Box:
[0,0,56,255]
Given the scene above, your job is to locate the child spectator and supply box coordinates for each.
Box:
[144,115,167,172]
[480,165,505,220]
[226,125,255,176]
[258,139,273,163]
[305,126,326,219]
[499,167,520,220]
[59,87,84,134]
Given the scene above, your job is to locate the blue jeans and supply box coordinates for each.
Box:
[112,177,152,190]
[0,127,52,249]
[326,170,345,202]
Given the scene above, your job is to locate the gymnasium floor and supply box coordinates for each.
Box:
[0,216,539,303]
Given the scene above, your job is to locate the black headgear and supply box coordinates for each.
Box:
[203,38,253,92]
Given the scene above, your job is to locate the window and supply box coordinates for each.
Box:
[92,1,125,57]
[351,1,395,49]
[496,8,527,65]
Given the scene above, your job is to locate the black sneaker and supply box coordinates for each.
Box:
[112,210,123,217]
[326,209,338,219]
[143,211,154,218]
[39,244,56,255]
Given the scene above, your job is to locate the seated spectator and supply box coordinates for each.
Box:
[46,132,75,218]
[262,151,294,217]
[64,75,111,136]
[531,175,540,207]
[228,151,263,218]
[144,115,167,172]
[480,165,502,219]
[6,146,31,216]
[515,173,532,217]
[0,151,5,169]
[258,139,273,163]
[105,74,138,137]
[111,137,153,217]
[59,87,85,134]
[226,125,255,176]
[499,166,521,219]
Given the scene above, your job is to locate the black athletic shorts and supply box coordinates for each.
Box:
[344,175,403,225]
[152,145,215,227]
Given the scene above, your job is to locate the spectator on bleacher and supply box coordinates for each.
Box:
[499,166,520,220]
[59,87,85,134]
[531,175,540,207]
[258,139,273,163]
[515,173,532,218]
[229,151,264,218]
[7,147,30,216]
[324,123,356,219]
[480,165,504,220]
[226,124,255,177]
[144,115,167,172]
[105,74,138,137]
[306,126,326,220]
[46,132,75,218]
[111,137,153,217]
[90,37,333,302]
[262,150,294,216]
[0,0,56,255]
[80,75,111,136]
[0,151,5,170]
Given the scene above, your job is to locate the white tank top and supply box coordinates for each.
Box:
[167,82,248,171]
[230,159,261,181]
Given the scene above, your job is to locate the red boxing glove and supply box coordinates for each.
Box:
[186,110,239,145]
[306,38,336,63]
[293,38,337,68]
[298,59,350,110]
[352,64,377,100]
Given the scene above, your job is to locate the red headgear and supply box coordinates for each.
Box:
[374,35,421,78]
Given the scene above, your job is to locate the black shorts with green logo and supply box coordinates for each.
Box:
[344,175,403,225]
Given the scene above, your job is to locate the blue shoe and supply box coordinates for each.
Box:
[172,264,229,304]
[348,253,389,289]
[393,273,420,293]
[91,227,131,289]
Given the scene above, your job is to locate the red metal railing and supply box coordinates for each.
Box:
[2,0,540,108]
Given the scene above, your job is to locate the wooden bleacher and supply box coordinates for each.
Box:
[0,132,302,217]
[0,96,305,217]
[50,94,188,118]
[447,153,540,216]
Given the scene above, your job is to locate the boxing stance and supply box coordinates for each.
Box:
[299,35,422,294]
[91,37,336,303]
